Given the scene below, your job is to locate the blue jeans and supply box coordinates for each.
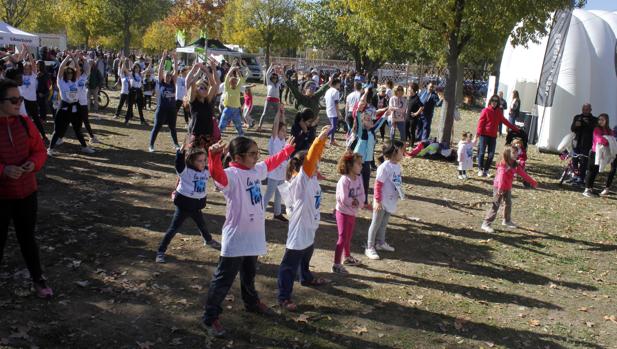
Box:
[328,117,338,142]
[157,206,212,253]
[277,244,314,302]
[389,121,406,143]
[263,178,283,215]
[150,107,178,147]
[219,107,243,136]
[477,135,497,172]
[203,256,259,324]
[418,114,433,141]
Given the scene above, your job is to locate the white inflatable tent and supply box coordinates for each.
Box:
[498,9,617,152]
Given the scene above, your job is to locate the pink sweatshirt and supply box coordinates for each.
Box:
[493,162,537,191]
[335,174,365,216]
[591,127,613,152]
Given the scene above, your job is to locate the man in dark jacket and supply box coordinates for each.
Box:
[570,103,596,184]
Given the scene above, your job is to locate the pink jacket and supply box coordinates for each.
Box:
[336,174,365,216]
[493,162,537,191]
[591,127,613,152]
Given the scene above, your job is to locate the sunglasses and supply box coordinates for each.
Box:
[490,99,499,103]
[1,96,24,105]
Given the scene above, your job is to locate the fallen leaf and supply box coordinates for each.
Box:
[529,319,541,327]
[604,315,617,324]
[352,326,368,335]
[136,341,154,349]
[485,342,495,348]
[578,307,589,312]
[377,333,385,338]
[454,317,470,331]
[295,314,310,324]
[75,280,90,288]
[585,322,595,328]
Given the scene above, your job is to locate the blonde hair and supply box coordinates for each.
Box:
[499,146,517,167]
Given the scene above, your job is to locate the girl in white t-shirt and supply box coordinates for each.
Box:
[457,131,475,179]
[48,52,94,155]
[114,57,131,119]
[203,135,295,337]
[277,126,331,312]
[155,138,221,263]
[262,108,288,221]
[365,140,405,260]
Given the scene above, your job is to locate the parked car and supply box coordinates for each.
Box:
[242,54,263,82]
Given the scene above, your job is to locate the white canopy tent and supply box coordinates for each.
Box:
[499,9,617,152]
[0,21,39,46]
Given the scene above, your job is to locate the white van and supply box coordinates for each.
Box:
[241,54,263,82]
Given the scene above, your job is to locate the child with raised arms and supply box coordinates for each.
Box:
[155,136,221,264]
[277,126,331,311]
[202,135,295,337]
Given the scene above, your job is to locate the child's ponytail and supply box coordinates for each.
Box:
[286,150,308,180]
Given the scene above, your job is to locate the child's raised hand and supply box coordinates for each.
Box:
[286,136,296,147]
[209,140,227,155]
[318,126,331,141]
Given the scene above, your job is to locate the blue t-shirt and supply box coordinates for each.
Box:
[156,80,176,110]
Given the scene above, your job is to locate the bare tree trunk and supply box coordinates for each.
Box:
[438,0,465,146]
[123,17,131,55]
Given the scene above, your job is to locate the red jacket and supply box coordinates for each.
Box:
[493,162,537,191]
[0,115,47,199]
[476,106,518,138]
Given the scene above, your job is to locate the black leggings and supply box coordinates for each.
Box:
[115,93,128,117]
[37,94,48,121]
[24,99,46,140]
[176,100,190,124]
[0,192,43,282]
[50,103,87,148]
[150,108,178,147]
[144,94,152,109]
[126,88,145,122]
[361,162,371,205]
[406,117,419,145]
[79,105,95,138]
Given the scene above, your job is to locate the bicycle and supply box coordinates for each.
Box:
[89,90,110,109]
[558,150,587,186]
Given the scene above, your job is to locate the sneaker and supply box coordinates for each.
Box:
[477,170,484,177]
[33,278,53,299]
[343,256,362,266]
[90,136,100,144]
[600,188,611,196]
[174,144,181,152]
[155,252,165,263]
[364,247,380,260]
[502,220,517,229]
[47,148,56,156]
[81,147,95,154]
[462,174,468,180]
[376,242,395,252]
[203,319,226,338]
[56,138,64,146]
[583,188,597,198]
[331,264,349,274]
[483,171,490,177]
[458,175,464,180]
[148,145,155,153]
[205,239,221,250]
[113,114,120,119]
[273,214,289,222]
[246,301,275,315]
[481,223,494,233]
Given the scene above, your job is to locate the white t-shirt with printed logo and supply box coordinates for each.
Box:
[20,74,37,101]
[375,160,404,213]
[130,73,142,89]
[325,87,340,119]
[217,162,269,257]
[119,71,130,94]
[284,168,321,250]
[345,91,361,112]
[175,76,186,101]
[267,137,287,180]
[77,74,89,106]
[177,167,210,200]
[58,79,79,103]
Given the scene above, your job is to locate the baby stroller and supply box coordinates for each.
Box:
[556,132,586,186]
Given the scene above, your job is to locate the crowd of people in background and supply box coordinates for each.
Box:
[1,43,616,339]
